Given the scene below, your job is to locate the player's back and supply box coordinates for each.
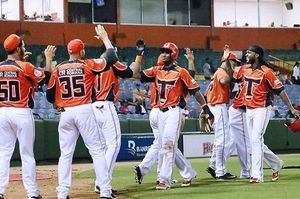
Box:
[51,60,95,108]
[206,68,230,105]
[0,60,37,108]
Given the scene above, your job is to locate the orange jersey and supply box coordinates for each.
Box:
[141,64,199,109]
[93,61,132,102]
[232,82,246,109]
[47,58,108,108]
[0,60,45,108]
[206,68,230,105]
[234,64,284,108]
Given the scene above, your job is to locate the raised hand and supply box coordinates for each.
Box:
[44,45,56,60]
[222,44,230,60]
[94,24,108,41]
[184,48,194,61]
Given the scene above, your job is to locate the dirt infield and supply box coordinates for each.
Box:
[5,163,102,199]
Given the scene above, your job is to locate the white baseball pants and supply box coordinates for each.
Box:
[0,107,40,197]
[227,105,251,178]
[56,104,111,198]
[156,107,183,187]
[92,101,121,184]
[208,104,230,177]
[139,108,197,181]
[246,106,282,182]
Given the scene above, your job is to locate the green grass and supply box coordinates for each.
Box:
[75,154,300,199]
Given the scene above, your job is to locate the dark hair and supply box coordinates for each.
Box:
[247,45,264,62]
[7,40,23,55]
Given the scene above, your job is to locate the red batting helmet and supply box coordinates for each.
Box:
[285,119,300,132]
[161,42,179,60]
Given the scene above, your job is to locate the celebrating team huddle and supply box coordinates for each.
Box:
[0,25,299,199]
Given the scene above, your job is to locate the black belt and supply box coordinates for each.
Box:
[160,105,177,112]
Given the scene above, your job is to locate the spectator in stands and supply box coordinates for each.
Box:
[271,106,282,118]
[118,100,131,114]
[273,110,282,118]
[202,57,212,80]
[292,61,300,84]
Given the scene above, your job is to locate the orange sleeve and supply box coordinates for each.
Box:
[23,62,45,84]
[89,58,108,73]
[180,68,199,91]
[265,69,284,94]
[141,66,158,82]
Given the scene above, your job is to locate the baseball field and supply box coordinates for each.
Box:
[5,153,300,199]
[74,153,300,199]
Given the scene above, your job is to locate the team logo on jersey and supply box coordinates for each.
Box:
[34,69,43,77]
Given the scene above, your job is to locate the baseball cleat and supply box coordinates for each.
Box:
[206,167,216,179]
[134,166,143,184]
[181,175,197,187]
[0,193,4,199]
[250,178,261,183]
[271,171,279,181]
[216,172,237,180]
[95,185,100,194]
[181,179,192,187]
[27,195,42,199]
[171,179,178,184]
[100,193,116,199]
[156,182,170,190]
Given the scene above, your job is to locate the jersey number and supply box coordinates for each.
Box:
[0,80,21,101]
[59,76,85,98]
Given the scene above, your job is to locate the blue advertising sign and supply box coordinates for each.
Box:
[117,134,154,161]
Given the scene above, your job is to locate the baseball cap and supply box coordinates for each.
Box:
[221,52,240,62]
[4,34,21,52]
[67,39,85,54]
[247,45,264,58]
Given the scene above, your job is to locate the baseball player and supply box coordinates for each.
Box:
[205,46,237,180]
[93,43,144,195]
[234,45,300,183]
[136,42,213,190]
[46,25,116,199]
[226,80,252,179]
[135,49,197,187]
[0,34,55,199]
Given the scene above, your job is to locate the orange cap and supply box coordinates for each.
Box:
[4,34,21,52]
[221,53,240,62]
[67,39,84,54]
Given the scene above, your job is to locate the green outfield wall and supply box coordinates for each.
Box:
[11,119,300,162]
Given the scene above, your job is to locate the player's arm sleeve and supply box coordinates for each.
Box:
[46,72,56,104]
[188,69,196,78]
[266,69,284,95]
[181,68,200,95]
[140,67,157,83]
[112,61,133,78]
[92,48,118,74]
[104,48,119,66]
[24,62,50,85]
[232,66,243,83]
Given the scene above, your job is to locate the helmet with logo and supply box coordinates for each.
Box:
[161,42,179,60]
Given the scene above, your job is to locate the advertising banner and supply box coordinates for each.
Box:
[117,134,154,161]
